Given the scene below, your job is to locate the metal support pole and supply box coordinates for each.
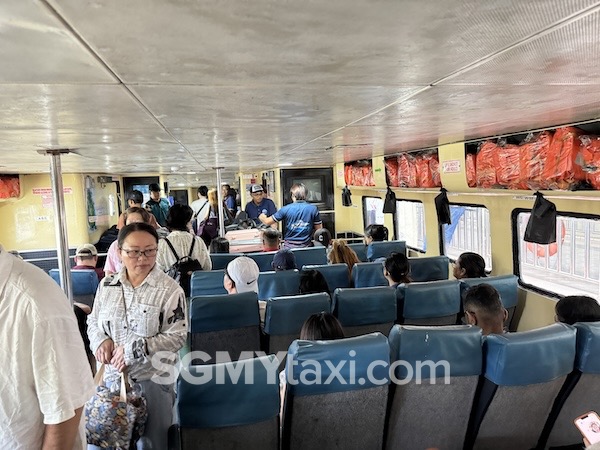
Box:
[214,167,226,237]
[43,149,73,303]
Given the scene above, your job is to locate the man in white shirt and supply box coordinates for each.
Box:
[0,245,94,449]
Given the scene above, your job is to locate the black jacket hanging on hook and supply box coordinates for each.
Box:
[341,185,352,207]
[434,188,451,225]
[383,187,397,214]
[524,192,557,244]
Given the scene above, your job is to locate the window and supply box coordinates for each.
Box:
[515,211,600,299]
[362,196,384,228]
[442,205,492,270]
[395,200,426,252]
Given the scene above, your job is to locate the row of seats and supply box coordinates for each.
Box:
[170,322,600,450]
[48,269,98,307]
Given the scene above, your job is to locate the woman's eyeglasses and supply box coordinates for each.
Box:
[120,248,158,258]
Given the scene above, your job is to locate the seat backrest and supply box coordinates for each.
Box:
[190,270,227,296]
[174,355,280,450]
[258,270,301,301]
[347,242,368,262]
[290,246,327,267]
[302,264,350,293]
[398,279,462,325]
[264,293,331,354]
[465,323,576,450]
[368,240,406,261]
[386,325,482,450]
[351,261,388,288]
[408,255,449,282]
[332,287,396,337]
[282,333,390,450]
[247,251,278,272]
[210,253,243,270]
[49,268,99,307]
[542,321,600,448]
[460,275,519,329]
[189,291,261,363]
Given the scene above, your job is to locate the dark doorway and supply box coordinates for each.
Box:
[171,189,189,205]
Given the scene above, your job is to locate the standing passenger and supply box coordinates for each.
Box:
[87,223,187,449]
[245,184,277,225]
[258,183,322,249]
[0,246,94,449]
[117,190,159,230]
[145,183,170,227]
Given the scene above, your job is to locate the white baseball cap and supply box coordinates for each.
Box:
[226,257,259,294]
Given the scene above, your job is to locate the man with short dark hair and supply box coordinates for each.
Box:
[73,243,105,281]
[463,283,508,335]
[221,183,237,217]
[245,184,277,224]
[262,228,281,252]
[117,190,159,229]
[146,183,170,227]
[190,185,209,219]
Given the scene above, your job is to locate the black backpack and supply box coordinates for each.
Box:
[164,237,203,296]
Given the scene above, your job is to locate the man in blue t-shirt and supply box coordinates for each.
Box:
[245,184,277,224]
[259,183,322,248]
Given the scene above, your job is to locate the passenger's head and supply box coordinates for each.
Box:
[383,252,411,285]
[300,312,345,340]
[197,185,208,198]
[290,183,307,201]
[299,269,329,295]
[314,228,332,248]
[262,228,281,251]
[209,237,230,254]
[124,206,151,225]
[224,256,259,294]
[208,188,218,207]
[249,184,265,205]
[364,224,388,244]
[454,252,487,279]
[328,239,360,272]
[75,243,98,267]
[463,283,507,335]
[221,184,231,197]
[149,183,161,201]
[555,295,600,325]
[166,203,193,231]
[127,189,144,207]
[118,223,160,280]
[271,249,297,271]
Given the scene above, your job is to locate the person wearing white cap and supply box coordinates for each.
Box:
[224,256,260,294]
[73,243,104,281]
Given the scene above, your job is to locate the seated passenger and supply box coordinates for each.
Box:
[555,295,600,325]
[272,249,297,271]
[313,228,332,251]
[453,252,487,279]
[383,252,411,288]
[463,283,508,335]
[262,228,281,252]
[224,256,260,294]
[328,239,360,279]
[209,237,230,254]
[299,269,329,296]
[364,224,388,261]
[73,243,104,281]
[104,207,151,277]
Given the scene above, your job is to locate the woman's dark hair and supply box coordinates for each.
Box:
[457,252,487,278]
[127,190,144,204]
[198,185,208,197]
[123,206,151,224]
[555,295,600,325]
[166,203,193,231]
[364,224,388,241]
[118,222,159,248]
[299,269,329,295]
[210,237,230,254]
[384,252,411,284]
[300,312,345,340]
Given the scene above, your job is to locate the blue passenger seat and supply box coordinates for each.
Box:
[398,279,462,325]
[302,263,350,294]
[290,246,327,267]
[49,268,99,307]
[281,333,390,450]
[386,325,482,450]
[169,355,280,450]
[351,261,388,288]
[464,323,576,450]
[332,287,396,337]
[190,270,227,296]
[188,292,261,364]
[368,240,406,261]
[460,275,519,330]
[408,255,449,282]
[258,270,301,301]
[246,251,278,272]
[209,253,243,270]
[347,242,368,262]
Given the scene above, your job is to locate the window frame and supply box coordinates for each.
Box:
[361,195,397,240]
[395,198,426,253]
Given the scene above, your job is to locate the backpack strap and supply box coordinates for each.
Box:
[164,237,180,262]
[193,201,208,220]
[188,236,196,258]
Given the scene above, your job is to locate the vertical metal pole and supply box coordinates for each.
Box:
[47,150,73,303]
[214,167,226,236]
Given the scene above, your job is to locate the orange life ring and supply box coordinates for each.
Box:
[526,220,566,257]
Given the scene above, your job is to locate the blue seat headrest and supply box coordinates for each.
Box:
[367,241,406,261]
[332,287,396,326]
[286,333,390,396]
[176,355,280,428]
[257,269,301,301]
[210,253,243,270]
[461,275,519,309]
[264,293,331,335]
[49,269,99,295]
[408,256,449,282]
[246,251,278,272]
[352,262,388,288]
[290,246,328,266]
[389,325,482,379]
[484,323,576,386]
[575,321,600,373]
[190,270,227,296]
[302,264,351,292]
[399,280,461,319]
[190,291,259,333]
